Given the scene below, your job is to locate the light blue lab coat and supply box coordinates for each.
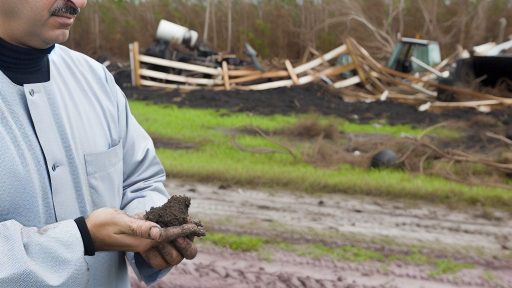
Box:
[0,44,170,287]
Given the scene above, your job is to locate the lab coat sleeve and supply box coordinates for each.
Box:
[0,219,89,287]
[105,69,171,285]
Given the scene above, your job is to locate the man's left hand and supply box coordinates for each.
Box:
[132,213,202,269]
[139,236,197,269]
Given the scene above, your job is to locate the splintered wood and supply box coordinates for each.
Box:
[129,40,511,111]
[129,41,350,92]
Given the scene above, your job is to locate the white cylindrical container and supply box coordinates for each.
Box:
[156,20,198,48]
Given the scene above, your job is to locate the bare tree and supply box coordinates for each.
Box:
[226,0,232,52]
[203,0,211,43]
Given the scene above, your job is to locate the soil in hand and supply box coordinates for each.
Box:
[145,195,192,227]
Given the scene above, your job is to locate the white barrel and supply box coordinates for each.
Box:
[156,20,198,48]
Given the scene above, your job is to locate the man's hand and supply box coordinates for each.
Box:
[133,215,202,269]
[85,208,203,269]
[139,236,197,269]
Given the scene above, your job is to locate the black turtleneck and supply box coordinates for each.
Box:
[0,37,54,86]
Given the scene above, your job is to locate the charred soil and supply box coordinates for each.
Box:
[123,84,512,127]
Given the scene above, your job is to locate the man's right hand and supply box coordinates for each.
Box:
[85,208,162,252]
[85,208,202,251]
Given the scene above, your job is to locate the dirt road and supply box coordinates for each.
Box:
[130,181,512,288]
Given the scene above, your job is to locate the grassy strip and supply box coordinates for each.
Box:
[205,232,264,252]
[341,121,459,138]
[130,101,450,140]
[203,232,474,277]
[130,101,512,211]
[158,148,512,209]
[130,102,296,142]
[428,259,474,278]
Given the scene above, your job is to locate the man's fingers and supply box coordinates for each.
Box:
[156,243,184,267]
[141,248,169,270]
[187,217,203,227]
[173,237,198,260]
[158,223,206,242]
[132,212,145,220]
[123,216,162,241]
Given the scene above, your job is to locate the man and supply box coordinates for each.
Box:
[0,0,201,287]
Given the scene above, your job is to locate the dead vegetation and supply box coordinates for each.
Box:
[229,119,512,189]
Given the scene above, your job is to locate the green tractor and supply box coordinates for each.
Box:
[387,37,441,73]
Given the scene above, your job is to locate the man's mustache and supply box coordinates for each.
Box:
[50,2,80,17]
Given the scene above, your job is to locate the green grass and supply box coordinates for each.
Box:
[428,259,474,278]
[202,231,473,277]
[280,243,386,262]
[131,103,295,142]
[398,249,430,264]
[204,232,264,252]
[341,121,458,138]
[129,100,512,211]
[482,271,496,282]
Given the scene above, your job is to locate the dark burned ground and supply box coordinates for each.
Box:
[122,84,512,127]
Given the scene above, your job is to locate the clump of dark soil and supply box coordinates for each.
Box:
[145,195,191,227]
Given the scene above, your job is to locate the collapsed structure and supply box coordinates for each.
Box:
[129,20,512,113]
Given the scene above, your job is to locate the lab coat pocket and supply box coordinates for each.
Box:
[84,143,123,209]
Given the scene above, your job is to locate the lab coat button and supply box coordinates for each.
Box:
[51,164,59,172]
[29,89,35,97]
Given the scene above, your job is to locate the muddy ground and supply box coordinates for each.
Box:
[130,181,512,288]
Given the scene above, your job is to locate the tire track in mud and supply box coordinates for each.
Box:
[167,181,512,252]
[129,181,512,288]
[130,246,511,288]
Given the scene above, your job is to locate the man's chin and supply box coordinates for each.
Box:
[45,31,70,46]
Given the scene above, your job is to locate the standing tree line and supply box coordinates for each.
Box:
[67,0,512,62]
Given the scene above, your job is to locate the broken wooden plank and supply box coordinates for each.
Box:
[129,42,142,87]
[139,79,202,91]
[139,69,222,86]
[371,71,436,97]
[333,76,361,89]
[301,47,311,64]
[379,66,512,104]
[434,50,459,71]
[285,60,299,85]
[410,56,444,78]
[431,100,502,107]
[239,64,353,91]
[345,40,372,90]
[237,79,294,90]
[419,100,503,111]
[222,61,231,90]
[346,38,388,93]
[347,38,388,74]
[322,63,356,77]
[139,54,220,76]
[228,69,260,77]
[388,93,431,102]
[410,83,437,97]
[308,47,322,57]
[230,70,289,84]
[293,44,347,75]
